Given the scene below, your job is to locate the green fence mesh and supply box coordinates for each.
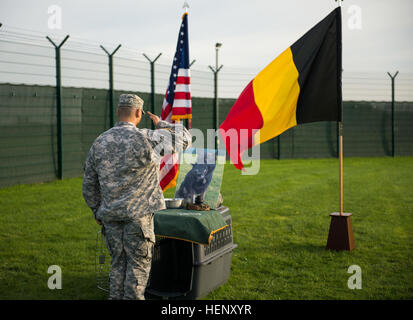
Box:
[0,83,412,188]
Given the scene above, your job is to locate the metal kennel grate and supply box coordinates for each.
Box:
[95,230,110,293]
[204,222,233,256]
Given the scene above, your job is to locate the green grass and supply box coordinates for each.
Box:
[0,157,412,299]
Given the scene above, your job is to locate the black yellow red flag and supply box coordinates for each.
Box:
[220,7,342,170]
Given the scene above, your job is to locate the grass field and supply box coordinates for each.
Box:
[0,157,412,300]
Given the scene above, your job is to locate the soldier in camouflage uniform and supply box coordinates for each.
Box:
[82,93,191,300]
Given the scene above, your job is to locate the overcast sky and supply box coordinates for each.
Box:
[0,0,412,101]
[1,0,412,73]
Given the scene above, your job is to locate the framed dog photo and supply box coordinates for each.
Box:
[175,148,226,209]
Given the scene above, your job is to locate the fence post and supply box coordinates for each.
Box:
[208,43,223,150]
[337,121,340,158]
[46,35,69,180]
[208,66,223,150]
[387,71,399,157]
[278,135,281,160]
[185,59,196,129]
[101,44,121,128]
[143,53,162,129]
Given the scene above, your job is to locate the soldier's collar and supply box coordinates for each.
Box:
[117,121,136,127]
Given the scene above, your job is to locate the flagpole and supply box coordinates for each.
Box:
[336,0,343,216]
[326,0,354,251]
[339,125,343,215]
[183,1,191,131]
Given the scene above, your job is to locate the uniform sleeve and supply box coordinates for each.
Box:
[142,120,192,163]
[82,146,101,218]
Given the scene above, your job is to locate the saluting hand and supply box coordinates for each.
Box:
[147,111,160,127]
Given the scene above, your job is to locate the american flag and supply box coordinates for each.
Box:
[160,12,192,191]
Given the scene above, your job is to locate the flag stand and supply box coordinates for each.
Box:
[326,123,355,251]
[326,0,355,251]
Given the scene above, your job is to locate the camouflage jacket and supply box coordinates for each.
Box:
[82,120,191,222]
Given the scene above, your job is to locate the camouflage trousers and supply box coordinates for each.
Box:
[102,213,155,300]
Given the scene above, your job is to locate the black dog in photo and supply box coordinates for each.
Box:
[175,150,217,202]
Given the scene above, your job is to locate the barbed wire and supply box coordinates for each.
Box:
[0,27,412,100]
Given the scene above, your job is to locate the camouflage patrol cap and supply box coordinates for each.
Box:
[118,94,145,114]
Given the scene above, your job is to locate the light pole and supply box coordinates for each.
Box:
[215,42,222,70]
[209,43,223,150]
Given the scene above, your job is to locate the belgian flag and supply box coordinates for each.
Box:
[220,7,342,170]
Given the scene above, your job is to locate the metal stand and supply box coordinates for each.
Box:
[95,230,110,293]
